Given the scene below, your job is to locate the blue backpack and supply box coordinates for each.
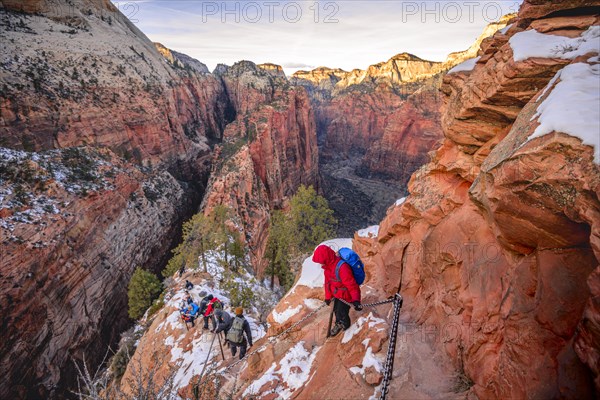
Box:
[335,248,366,285]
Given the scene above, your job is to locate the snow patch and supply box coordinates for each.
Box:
[529,62,600,163]
[447,56,481,74]
[349,347,385,376]
[243,342,321,398]
[357,225,379,238]
[499,24,512,35]
[395,197,406,206]
[342,312,387,344]
[303,298,322,309]
[509,26,600,62]
[293,238,353,290]
[272,305,302,324]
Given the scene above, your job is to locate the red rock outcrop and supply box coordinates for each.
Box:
[202,62,319,275]
[359,2,600,398]
[0,1,230,397]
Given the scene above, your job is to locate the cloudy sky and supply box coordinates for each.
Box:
[113,0,523,75]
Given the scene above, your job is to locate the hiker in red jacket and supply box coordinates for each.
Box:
[203,296,223,331]
[312,244,362,337]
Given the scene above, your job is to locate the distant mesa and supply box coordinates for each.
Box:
[258,63,286,78]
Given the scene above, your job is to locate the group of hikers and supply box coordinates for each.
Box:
[178,243,364,362]
[179,287,253,360]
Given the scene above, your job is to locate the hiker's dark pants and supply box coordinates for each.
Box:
[230,339,248,360]
[334,298,351,329]
[203,315,216,330]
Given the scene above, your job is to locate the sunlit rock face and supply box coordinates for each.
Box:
[203,60,319,275]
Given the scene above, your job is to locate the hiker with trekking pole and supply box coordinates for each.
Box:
[312,244,364,337]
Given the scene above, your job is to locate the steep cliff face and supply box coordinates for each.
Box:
[361,2,600,397]
[0,1,230,397]
[358,88,443,181]
[308,77,445,235]
[191,2,599,399]
[202,62,319,275]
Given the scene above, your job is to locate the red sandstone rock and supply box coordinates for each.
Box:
[203,62,319,276]
[0,1,220,397]
[196,3,600,398]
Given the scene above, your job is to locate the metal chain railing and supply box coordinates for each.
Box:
[335,296,395,309]
[379,294,403,400]
[330,294,404,400]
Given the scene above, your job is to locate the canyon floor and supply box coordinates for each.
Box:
[320,157,407,236]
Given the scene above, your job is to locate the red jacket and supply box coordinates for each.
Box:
[204,297,221,317]
[312,245,361,303]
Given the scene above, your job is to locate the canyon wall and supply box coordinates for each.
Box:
[202,61,319,276]
[213,1,599,398]
[290,19,510,235]
[0,1,321,397]
[0,1,222,397]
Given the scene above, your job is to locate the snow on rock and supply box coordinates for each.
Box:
[358,225,379,238]
[292,238,353,290]
[395,197,406,206]
[529,62,600,163]
[243,341,321,398]
[342,312,387,344]
[349,346,385,377]
[303,298,322,309]
[124,250,274,397]
[509,26,600,62]
[272,305,303,324]
[447,56,481,74]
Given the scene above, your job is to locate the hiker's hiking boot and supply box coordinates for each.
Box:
[329,323,344,337]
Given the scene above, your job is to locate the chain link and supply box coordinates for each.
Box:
[379,294,403,400]
[332,294,404,400]
[335,296,395,309]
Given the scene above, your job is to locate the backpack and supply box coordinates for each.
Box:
[226,316,245,344]
[212,299,223,311]
[335,247,365,285]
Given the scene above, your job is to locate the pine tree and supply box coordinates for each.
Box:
[127,268,162,320]
[230,231,245,272]
[210,204,232,266]
[289,185,337,252]
[265,210,293,290]
[163,213,215,277]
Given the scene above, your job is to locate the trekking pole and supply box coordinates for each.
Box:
[217,332,226,361]
[325,301,334,338]
[194,332,218,399]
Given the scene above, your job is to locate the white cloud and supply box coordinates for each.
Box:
[117,1,523,75]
